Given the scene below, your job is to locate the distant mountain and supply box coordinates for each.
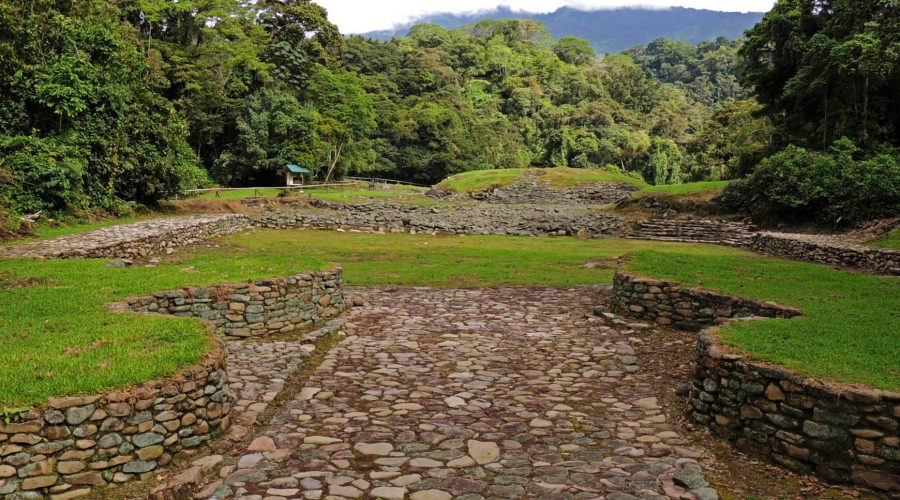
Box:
[360,6,764,54]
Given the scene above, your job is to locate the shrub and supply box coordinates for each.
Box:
[722,138,900,227]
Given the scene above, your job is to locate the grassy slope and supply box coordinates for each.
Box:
[2,229,896,405]
[636,180,729,196]
[628,249,898,390]
[868,229,900,249]
[437,167,648,193]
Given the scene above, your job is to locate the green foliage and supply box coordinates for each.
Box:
[553,37,596,65]
[722,138,900,226]
[741,0,900,149]
[645,137,683,185]
[685,99,772,179]
[214,87,319,185]
[341,23,725,184]
[0,1,207,216]
[628,37,747,107]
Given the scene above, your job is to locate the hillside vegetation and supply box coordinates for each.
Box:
[1,0,897,228]
[362,7,763,55]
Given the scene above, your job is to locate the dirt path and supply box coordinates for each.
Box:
[195,286,718,499]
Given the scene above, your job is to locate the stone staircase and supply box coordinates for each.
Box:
[625,218,754,247]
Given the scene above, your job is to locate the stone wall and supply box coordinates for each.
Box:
[691,333,900,492]
[624,219,754,247]
[611,272,801,330]
[0,215,251,260]
[254,203,627,238]
[0,341,232,498]
[751,232,900,275]
[124,269,344,338]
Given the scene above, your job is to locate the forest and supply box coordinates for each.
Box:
[0,0,898,227]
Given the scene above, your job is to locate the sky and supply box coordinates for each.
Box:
[316,1,777,34]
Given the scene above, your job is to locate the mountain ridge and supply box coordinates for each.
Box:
[359,6,764,54]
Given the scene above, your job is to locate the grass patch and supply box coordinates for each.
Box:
[868,229,900,250]
[636,180,729,197]
[2,229,895,405]
[627,248,899,390]
[0,231,717,406]
[437,167,647,193]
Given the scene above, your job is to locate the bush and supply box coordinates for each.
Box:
[722,138,900,227]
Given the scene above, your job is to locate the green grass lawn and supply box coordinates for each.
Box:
[628,248,898,390]
[636,180,729,197]
[1,229,896,407]
[437,167,648,193]
[0,232,712,407]
[868,229,900,250]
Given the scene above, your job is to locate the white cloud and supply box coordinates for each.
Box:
[317,0,775,34]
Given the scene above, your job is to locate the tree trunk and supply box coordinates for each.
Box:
[862,76,869,143]
[323,142,344,183]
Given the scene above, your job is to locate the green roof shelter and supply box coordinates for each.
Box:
[285,163,310,186]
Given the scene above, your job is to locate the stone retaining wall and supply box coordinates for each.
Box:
[751,232,900,275]
[0,341,232,499]
[624,219,754,247]
[692,333,900,492]
[124,269,344,338]
[611,272,801,330]
[0,215,251,260]
[254,203,627,238]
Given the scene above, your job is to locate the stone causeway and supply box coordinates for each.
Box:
[186,287,718,500]
[0,215,248,259]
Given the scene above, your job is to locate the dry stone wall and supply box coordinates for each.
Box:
[611,272,801,330]
[124,269,344,338]
[611,272,899,492]
[0,341,232,499]
[255,203,628,238]
[751,232,900,275]
[692,333,900,492]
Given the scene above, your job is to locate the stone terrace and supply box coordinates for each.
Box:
[195,287,718,499]
[0,215,249,259]
[256,203,628,238]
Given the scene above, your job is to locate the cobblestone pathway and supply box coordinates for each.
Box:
[202,287,717,500]
[0,214,247,259]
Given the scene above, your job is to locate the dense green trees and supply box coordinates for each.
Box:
[0,0,206,215]
[726,0,900,226]
[740,0,899,149]
[3,0,895,228]
[339,21,734,184]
